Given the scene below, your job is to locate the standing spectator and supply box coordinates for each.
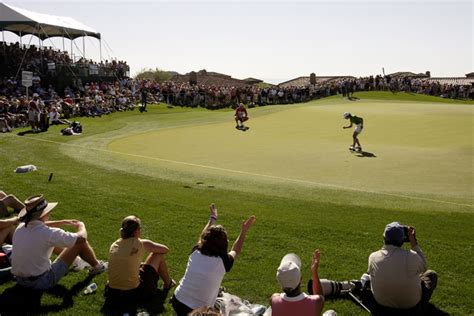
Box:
[271,250,325,315]
[367,222,437,314]
[28,93,41,132]
[11,194,108,290]
[140,88,148,113]
[106,215,175,302]
[171,203,256,315]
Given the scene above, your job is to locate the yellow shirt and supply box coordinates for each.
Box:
[108,237,145,290]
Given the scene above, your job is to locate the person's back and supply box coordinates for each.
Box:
[172,204,255,316]
[271,292,322,316]
[351,115,363,125]
[174,249,227,308]
[368,222,436,313]
[12,220,74,277]
[108,237,144,290]
[369,245,425,309]
[270,252,324,316]
[106,215,174,303]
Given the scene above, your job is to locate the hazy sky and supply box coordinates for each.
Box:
[3,0,473,84]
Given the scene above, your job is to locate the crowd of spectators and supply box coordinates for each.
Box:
[2,74,473,133]
[133,75,474,110]
[0,194,438,315]
[0,41,129,82]
[0,78,137,133]
[306,75,474,100]
[1,41,473,134]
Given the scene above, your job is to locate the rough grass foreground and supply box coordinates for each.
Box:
[0,92,472,315]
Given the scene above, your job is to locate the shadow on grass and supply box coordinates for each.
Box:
[101,288,169,315]
[0,274,94,315]
[353,150,377,158]
[348,289,449,316]
[17,129,48,136]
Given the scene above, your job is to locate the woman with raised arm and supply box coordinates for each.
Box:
[171,203,256,316]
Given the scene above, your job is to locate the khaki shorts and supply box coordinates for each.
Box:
[28,110,40,122]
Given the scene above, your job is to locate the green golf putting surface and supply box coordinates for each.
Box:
[105,99,473,205]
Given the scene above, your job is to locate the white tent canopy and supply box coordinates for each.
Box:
[0,2,100,40]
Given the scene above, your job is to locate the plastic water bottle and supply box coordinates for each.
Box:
[83,282,97,294]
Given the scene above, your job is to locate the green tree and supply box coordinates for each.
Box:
[135,68,172,82]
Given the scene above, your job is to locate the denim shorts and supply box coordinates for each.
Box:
[16,258,68,290]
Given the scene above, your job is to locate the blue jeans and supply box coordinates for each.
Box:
[16,258,68,290]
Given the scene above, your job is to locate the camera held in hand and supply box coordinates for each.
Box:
[402,226,410,242]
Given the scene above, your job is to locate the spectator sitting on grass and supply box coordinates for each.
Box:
[106,215,175,303]
[11,195,107,290]
[366,222,437,314]
[171,203,256,316]
[271,251,325,316]
[48,106,71,125]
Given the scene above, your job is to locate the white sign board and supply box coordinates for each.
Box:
[22,71,33,87]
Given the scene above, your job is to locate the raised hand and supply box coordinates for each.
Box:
[209,203,218,219]
[311,249,321,274]
[241,215,256,233]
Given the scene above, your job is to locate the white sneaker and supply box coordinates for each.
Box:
[89,260,108,276]
[71,257,90,272]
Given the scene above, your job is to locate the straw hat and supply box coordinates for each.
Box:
[18,195,58,221]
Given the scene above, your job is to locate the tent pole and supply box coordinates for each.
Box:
[71,38,73,62]
[100,38,102,62]
[82,36,85,59]
[62,35,65,52]
[19,32,22,46]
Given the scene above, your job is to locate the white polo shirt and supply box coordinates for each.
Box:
[11,221,77,277]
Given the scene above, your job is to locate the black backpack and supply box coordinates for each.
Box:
[71,121,82,133]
